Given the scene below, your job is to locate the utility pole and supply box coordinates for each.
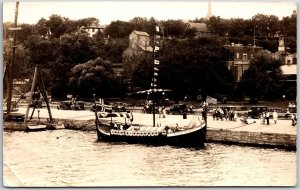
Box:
[6,1,20,113]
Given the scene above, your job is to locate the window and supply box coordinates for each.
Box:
[243,53,248,60]
[92,28,95,32]
[236,53,239,59]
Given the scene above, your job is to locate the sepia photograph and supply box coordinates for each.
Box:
[2,0,297,187]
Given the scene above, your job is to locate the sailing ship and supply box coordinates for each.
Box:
[95,26,207,147]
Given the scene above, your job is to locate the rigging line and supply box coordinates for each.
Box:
[3,162,24,186]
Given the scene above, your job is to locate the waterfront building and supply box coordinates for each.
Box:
[225,43,263,82]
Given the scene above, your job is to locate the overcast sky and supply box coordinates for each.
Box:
[3,1,297,25]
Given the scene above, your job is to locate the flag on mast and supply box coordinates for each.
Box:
[154,46,160,52]
[154,60,160,65]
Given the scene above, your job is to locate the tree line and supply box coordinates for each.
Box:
[3,12,296,101]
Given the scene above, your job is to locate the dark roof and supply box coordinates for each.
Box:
[189,23,208,32]
[132,30,150,36]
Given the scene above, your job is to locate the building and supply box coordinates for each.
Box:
[187,22,212,38]
[81,22,104,37]
[273,35,297,65]
[128,30,153,52]
[225,43,263,82]
[274,36,297,99]
[122,30,153,79]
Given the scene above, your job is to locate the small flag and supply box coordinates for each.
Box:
[154,60,160,65]
[151,83,157,87]
[154,67,159,71]
[154,46,160,52]
[156,26,160,32]
[154,72,158,76]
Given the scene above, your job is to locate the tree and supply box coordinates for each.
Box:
[207,16,228,36]
[237,50,283,100]
[104,20,134,38]
[17,24,36,43]
[228,18,246,38]
[156,38,234,100]
[69,57,124,98]
[162,20,187,38]
[35,18,49,37]
[184,26,198,39]
[58,31,95,64]
[24,35,59,66]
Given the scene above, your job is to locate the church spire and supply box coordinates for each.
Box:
[206,1,212,19]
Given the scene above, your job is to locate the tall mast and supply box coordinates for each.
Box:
[152,25,161,127]
[6,1,20,113]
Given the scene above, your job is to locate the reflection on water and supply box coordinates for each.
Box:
[3,130,297,187]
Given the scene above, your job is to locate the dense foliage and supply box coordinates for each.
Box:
[3,11,297,100]
[237,51,283,100]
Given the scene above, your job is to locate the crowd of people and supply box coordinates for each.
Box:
[255,110,296,126]
[211,107,238,121]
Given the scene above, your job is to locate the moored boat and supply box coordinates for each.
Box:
[95,110,207,147]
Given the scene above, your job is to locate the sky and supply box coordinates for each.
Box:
[2,0,297,25]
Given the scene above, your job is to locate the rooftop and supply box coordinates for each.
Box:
[132,30,150,36]
[188,22,208,32]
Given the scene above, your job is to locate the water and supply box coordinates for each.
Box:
[3,130,297,187]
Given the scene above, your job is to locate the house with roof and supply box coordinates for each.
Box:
[187,22,211,38]
[122,30,153,82]
[81,22,104,37]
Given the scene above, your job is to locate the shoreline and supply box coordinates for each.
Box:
[3,108,297,150]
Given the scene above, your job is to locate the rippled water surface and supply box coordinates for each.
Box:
[3,130,297,187]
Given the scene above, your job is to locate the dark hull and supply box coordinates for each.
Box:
[96,123,207,147]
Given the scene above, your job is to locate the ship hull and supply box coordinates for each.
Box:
[96,123,206,147]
